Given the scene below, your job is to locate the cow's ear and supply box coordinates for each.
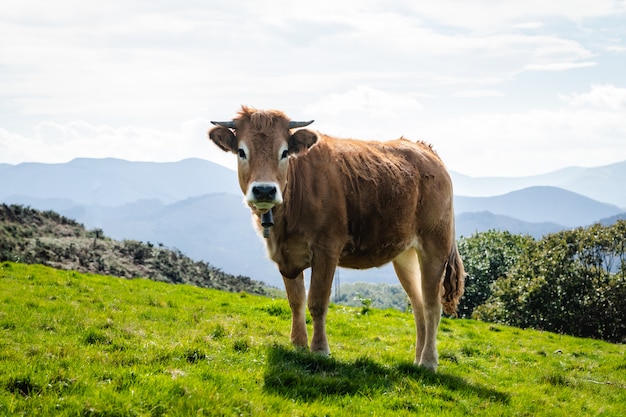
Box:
[208,126,237,153]
[288,129,318,155]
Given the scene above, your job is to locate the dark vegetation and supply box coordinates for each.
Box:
[462,224,626,343]
[0,204,269,295]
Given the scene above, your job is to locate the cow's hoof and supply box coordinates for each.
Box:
[417,360,438,373]
[291,337,308,349]
[310,346,331,356]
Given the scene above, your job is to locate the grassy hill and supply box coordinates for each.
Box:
[1,262,624,416]
[0,204,270,295]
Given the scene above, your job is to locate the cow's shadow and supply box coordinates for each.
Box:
[263,344,509,403]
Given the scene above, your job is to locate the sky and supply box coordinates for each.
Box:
[1,0,625,177]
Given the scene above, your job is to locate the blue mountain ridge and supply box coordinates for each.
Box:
[450,160,626,208]
[454,186,622,228]
[0,158,240,206]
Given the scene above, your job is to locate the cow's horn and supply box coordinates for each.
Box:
[210,121,236,129]
[288,120,314,129]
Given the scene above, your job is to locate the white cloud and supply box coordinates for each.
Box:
[524,62,597,71]
[2,84,626,177]
[1,0,625,178]
[513,22,544,30]
[0,119,237,170]
[303,86,424,139]
[305,85,422,116]
[405,0,624,31]
[562,84,626,110]
[606,45,626,53]
[426,100,626,176]
[0,1,601,102]
[452,90,505,98]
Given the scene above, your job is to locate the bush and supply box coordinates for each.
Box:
[475,221,626,342]
[457,231,533,318]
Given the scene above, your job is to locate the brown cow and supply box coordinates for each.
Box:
[208,106,464,371]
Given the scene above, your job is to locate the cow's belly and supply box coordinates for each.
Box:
[338,239,412,269]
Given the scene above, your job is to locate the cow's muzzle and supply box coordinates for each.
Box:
[246,181,283,210]
[252,184,277,201]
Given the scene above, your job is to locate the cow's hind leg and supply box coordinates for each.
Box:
[393,249,426,366]
[415,240,449,372]
[283,273,308,348]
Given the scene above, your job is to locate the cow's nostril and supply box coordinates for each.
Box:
[252,185,277,201]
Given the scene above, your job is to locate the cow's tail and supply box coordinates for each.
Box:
[441,242,466,316]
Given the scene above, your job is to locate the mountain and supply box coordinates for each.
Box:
[456,211,565,239]
[454,186,623,227]
[599,212,626,226]
[0,158,240,206]
[451,160,626,208]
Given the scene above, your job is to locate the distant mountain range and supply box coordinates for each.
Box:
[455,186,622,228]
[455,211,565,239]
[450,160,626,208]
[0,158,240,206]
[1,157,624,286]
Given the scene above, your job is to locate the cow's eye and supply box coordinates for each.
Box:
[238,149,247,160]
[281,149,289,160]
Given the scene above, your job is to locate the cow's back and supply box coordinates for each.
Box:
[283,135,454,269]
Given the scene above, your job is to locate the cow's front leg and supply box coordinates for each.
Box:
[307,253,337,355]
[283,272,308,348]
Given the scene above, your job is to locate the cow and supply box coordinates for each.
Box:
[208,106,465,371]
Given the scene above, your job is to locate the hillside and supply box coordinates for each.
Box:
[64,193,275,284]
[1,262,624,416]
[0,204,269,295]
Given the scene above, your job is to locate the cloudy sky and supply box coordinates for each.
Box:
[1,0,625,177]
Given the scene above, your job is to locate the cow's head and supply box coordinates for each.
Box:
[208,106,317,213]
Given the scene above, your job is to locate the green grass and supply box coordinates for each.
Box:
[1,262,624,416]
